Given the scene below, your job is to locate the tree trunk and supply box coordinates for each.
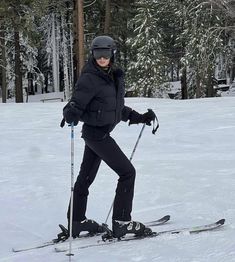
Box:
[69,24,74,92]
[52,13,60,93]
[77,0,84,75]
[73,0,78,81]
[62,15,70,100]
[14,29,23,103]
[0,22,7,103]
[206,67,215,97]
[181,67,188,99]
[104,0,111,34]
[195,72,202,98]
[231,57,235,83]
[171,62,174,82]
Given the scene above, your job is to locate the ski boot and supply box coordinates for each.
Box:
[112,220,152,239]
[70,219,106,238]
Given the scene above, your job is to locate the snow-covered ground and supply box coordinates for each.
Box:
[0,97,235,262]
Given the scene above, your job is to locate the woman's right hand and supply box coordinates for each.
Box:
[63,101,80,126]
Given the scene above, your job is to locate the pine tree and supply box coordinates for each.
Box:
[127,0,168,97]
[0,16,7,102]
[0,0,49,102]
[182,0,230,98]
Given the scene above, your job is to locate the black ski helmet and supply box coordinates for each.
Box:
[91,35,116,61]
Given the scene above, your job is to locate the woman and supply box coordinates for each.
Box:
[62,35,156,239]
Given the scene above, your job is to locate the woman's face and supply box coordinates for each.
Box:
[96,57,110,67]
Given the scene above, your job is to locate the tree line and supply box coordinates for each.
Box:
[0,0,234,103]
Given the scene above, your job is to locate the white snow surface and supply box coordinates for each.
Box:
[0,97,235,262]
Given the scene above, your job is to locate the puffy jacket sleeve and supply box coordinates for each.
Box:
[64,74,96,118]
[121,105,133,122]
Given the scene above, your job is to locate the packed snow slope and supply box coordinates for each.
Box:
[0,97,235,262]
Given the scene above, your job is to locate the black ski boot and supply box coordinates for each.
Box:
[112,220,152,238]
[70,219,105,238]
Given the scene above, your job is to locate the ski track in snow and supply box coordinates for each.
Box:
[0,97,235,261]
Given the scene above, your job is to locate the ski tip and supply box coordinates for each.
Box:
[55,247,68,253]
[217,218,225,225]
[66,253,74,257]
[12,247,22,253]
[159,215,170,222]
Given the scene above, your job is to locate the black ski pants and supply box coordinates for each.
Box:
[67,135,136,222]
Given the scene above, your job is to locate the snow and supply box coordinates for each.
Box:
[0,97,235,262]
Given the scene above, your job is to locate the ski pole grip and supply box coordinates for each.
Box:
[147,108,159,134]
[147,108,155,115]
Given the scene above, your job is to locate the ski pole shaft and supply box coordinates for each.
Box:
[104,124,146,225]
[67,123,75,258]
[129,123,146,161]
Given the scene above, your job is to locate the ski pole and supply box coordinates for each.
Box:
[67,122,75,258]
[103,123,146,225]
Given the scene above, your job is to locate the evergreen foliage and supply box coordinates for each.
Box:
[0,0,234,102]
[126,0,168,97]
[181,0,230,97]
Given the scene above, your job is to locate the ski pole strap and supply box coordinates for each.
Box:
[147,108,159,135]
[152,114,159,134]
[60,118,65,128]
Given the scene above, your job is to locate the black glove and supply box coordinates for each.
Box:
[129,109,156,126]
[62,101,80,126]
[140,109,156,126]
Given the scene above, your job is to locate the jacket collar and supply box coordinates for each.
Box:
[82,57,124,82]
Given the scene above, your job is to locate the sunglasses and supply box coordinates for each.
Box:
[93,49,112,60]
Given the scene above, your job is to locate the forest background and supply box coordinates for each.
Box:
[0,0,235,103]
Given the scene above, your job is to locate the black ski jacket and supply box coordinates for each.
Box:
[68,58,132,140]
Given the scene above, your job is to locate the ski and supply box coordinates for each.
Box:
[12,241,57,253]
[54,218,225,253]
[12,231,100,253]
[12,215,170,253]
[145,215,170,227]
